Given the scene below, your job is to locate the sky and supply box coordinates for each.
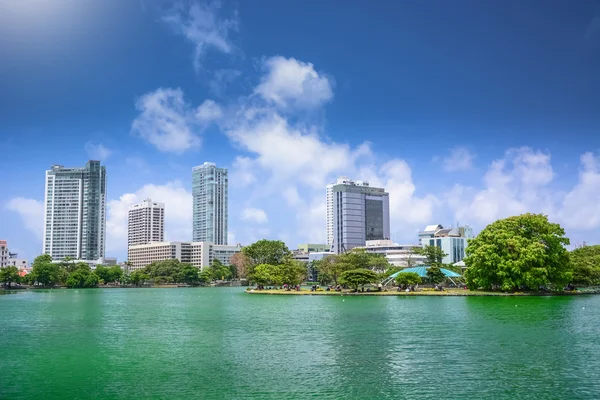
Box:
[1,0,600,262]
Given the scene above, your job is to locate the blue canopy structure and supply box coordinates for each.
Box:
[382,265,462,286]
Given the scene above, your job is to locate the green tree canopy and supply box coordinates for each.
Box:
[464,213,572,291]
[339,269,379,292]
[279,262,307,286]
[129,270,149,287]
[65,266,99,288]
[30,255,60,287]
[569,245,600,286]
[416,245,447,266]
[242,240,292,275]
[250,264,281,286]
[180,265,199,285]
[208,259,232,281]
[395,272,421,286]
[426,265,446,284]
[0,266,21,288]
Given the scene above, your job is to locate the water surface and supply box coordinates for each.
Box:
[1,288,599,399]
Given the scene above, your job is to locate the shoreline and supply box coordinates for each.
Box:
[245,289,589,297]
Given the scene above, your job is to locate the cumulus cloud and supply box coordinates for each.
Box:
[446,147,555,227]
[558,153,600,230]
[84,142,112,161]
[163,1,238,72]
[442,146,474,172]
[241,208,268,224]
[196,99,223,121]
[106,181,192,254]
[131,88,217,153]
[254,56,333,110]
[5,198,44,240]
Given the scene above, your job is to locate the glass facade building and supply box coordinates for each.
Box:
[43,161,106,260]
[192,162,228,244]
[326,177,390,254]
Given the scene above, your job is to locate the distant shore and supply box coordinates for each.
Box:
[245,288,588,297]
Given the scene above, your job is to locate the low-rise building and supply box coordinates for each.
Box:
[297,244,330,253]
[357,240,427,267]
[418,224,474,264]
[0,240,9,267]
[1,241,30,269]
[128,241,241,271]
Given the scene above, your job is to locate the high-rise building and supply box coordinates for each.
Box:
[43,161,106,261]
[192,162,228,244]
[127,198,165,258]
[326,177,390,254]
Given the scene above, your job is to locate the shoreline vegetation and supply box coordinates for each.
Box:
[245,288,595,296]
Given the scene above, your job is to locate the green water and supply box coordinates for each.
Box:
[1,289,599,399]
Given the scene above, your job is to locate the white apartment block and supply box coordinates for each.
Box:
[326,177,390,254]
[192,162,228,245]
[357,240,427,268]
[127,241,241,271]
[43,161,106,261]
[127,198,165,259]
[0,240,29,269]
[0,240,8,267]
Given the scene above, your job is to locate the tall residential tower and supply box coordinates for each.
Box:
[43,161,107,260]
[192,162,228,244]
[326,177,390,254]
[127,198,165,258]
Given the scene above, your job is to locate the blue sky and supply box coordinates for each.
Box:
[1,0,600,262]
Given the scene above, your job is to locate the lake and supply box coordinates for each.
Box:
[1,288,599,399]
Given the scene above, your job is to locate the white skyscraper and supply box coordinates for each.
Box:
[127,198,165,256]
[326,177,390,254]
[43,161,107,261]
[192,162,228,244]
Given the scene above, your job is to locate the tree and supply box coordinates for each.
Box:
[208,259,232,281]
[426,266,445,284]
[339,269,379,292]
[230,252,250,279]
[30,255,60,287]
[242,240,292,275]
[198,270,213,284]
[180,265,199,285]
[569,245,600,286]
[65,265,99,288]
[107,265,124,283]
[415,245,447,266]
[395,272,421,286]
[279,262,307,286]
[130,270,149,287]
[94,266,109,283]
[0,266,21,288]
[250,264,281,286]
[464,213,572,291]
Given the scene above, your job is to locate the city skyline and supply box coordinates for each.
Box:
[2,1,600,262]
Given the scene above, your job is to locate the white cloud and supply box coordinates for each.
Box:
[196,99,223,121]
[442,146,474,172]
[5,198,44,240]
[241,208,268,224]
[558,153,600,230]
[229,156,257,187]
[254,56,333,110]
[131,87,203,153]
[84,142,112,160]
[446,147,555,227]
[106,181,192,254]
[209,69,242,97]
[226,108,365,189]
[163,1,238,72]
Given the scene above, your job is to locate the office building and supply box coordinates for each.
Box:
[127,198,165,258]
[127,241,241,271]
[192,162,228,244]
[418,224,474,264]
[43,161,106,260]
[326,177,390,254]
